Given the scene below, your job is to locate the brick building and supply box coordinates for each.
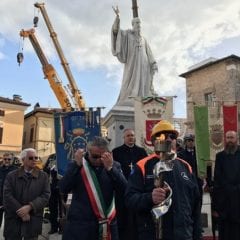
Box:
[180,54,240,160]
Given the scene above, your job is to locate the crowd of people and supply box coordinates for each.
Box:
[0,121,239,240]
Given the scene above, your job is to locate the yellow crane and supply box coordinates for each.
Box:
[34,2,85,110]
[19,28,73,112]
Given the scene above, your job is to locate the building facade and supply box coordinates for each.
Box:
[180,54,240,160]
[23,107,60,161]
[0,95,30,158]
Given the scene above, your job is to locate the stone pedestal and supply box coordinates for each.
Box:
[102,105,134,150]
[103,96,175,151]
[134,96,173,152]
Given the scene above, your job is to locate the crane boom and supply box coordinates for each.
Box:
[34,2,85,109]
[20,28,73,112]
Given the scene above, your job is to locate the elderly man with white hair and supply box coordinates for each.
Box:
[3,148,50,240]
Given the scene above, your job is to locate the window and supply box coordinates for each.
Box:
[0,127,3,144]
[0,110,5,117]
[22,131,26,145]
[30,127,34,143]
[204,92,216,107]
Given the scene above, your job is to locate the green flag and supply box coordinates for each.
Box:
[194,106,210,177]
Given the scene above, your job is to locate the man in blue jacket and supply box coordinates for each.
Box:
[125,120,202,240]
[59,136,127,240]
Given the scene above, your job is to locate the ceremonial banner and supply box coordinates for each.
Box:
[144,120,161,146]
[223,105,238,139]
[194,106,210,177]
[54,109,101,176]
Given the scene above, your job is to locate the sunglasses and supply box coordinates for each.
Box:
[89,152,102,160]
[3,158,11,161]
[28,156,39,160]
[164,133,177,140]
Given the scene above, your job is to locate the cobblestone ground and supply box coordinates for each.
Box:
[0,219,62,240]
[0,193,215,240]
[0,222,214,240]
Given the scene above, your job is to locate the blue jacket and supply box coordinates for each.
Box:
[59,159,127,240]
[125,154,202,240]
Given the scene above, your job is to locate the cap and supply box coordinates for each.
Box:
[184,133,195,141]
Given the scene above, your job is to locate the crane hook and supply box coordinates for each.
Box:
[33,16,39,27]
[17,52,24,66]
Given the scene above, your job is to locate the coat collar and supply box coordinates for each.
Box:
[17,166,40,178]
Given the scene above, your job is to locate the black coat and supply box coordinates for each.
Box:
[213,148,240,220]
[112,144,147,179]
[0,165,17,204]
[59,159,127,240]
[178,148,198,177]
[3,167,50,238]
[178,148,203,201]
[125,155,202,240]
[112,144,147,240]
[212,148,240,240]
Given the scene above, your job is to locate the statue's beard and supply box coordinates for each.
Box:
[135,30,141,37]
[134,31,142,47]
[225,142,238,154]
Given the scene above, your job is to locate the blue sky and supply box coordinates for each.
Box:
[1,0,240,117]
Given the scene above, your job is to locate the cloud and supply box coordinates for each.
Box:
[1,0,240,117]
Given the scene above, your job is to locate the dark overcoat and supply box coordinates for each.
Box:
[213,148,240,240]
[59,159,127,240]
[3,167,50,238]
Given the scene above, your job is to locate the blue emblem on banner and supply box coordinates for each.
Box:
[54,109,101,176]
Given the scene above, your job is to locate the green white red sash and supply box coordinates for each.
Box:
[81,158,116,240]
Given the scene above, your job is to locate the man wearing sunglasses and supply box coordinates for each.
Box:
[60,136,127,240]
[0,153,17,228]
[125,120,202,240]
[3,148,50,240]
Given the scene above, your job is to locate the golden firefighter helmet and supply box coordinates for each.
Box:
[151,120,179,141]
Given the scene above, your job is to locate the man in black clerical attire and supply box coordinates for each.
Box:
[112,129,147,179]
[213,130,240,240]
[112,129,147,240]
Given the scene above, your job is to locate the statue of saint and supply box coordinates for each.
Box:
[111,6,158,106]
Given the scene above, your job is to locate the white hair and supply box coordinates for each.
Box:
[19,148,37,160]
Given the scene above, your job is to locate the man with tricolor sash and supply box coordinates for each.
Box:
[59,136,127,240]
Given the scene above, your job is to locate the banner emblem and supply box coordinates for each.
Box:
[210,124,223,150]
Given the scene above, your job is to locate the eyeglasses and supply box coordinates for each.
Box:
[3,158,11,161]
[164,133,177,140]
[28,156,39,160]
[89,153,102,160]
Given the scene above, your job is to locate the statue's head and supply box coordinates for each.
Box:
[132,17,141,33]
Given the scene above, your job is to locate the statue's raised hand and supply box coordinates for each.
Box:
[112,6,120,16]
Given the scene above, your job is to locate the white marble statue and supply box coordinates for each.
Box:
[111,6,158,106]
